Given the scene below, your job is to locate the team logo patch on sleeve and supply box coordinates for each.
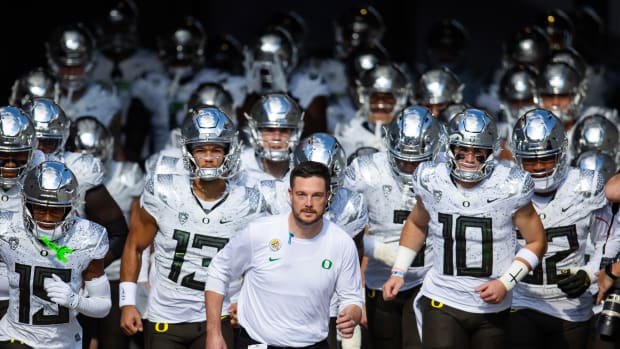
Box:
[270,239,281,251]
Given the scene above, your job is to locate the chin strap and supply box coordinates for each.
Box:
[40,236,73,263]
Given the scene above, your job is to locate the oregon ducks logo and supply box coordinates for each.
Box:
[321,259,333,270]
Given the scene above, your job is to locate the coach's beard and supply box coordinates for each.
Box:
[292,208,324,226]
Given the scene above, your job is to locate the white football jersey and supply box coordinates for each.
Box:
[314,58,348,97]
[334,112,387,156]
[235,147,291,215]
[513,167,611,321]
[92,49,164,125]
[142,170,266,323]
[414,160,534,313]
[57,82,122,128]
[345,151,430,291]
[0,213,108,349]
[0,185,24,301]
[288,68,329,109]
[327,94,357,135]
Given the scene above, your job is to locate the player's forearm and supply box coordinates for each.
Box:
[399,218,426,252]
[205,291,225,332]
[605,173,620,202]
[119,238,143,283]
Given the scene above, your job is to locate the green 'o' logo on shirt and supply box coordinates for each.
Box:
[321,259,333,270]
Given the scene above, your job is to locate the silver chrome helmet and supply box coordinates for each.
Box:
[9,67,59,108]
[498,65,540,125]
[538,61,584,124]
[576,150,616,183]
[355,63,411,116]
[334,5,385,59]
[66,116,114,164]
[246,93,304,162]
[22,161,78,241]
[511,108,568,192]
[26,98,70,155]
[385,106,443,185]
[180,106,240,180]
[45,22,96,91]
[503,25,552,70]
[293,133,346,193]
[157,16,206,77]
[446,108,499,183]
[187,82,235,123]
[415,67,463,115]
[0,106,37,188]
[571,113,618,157]
[94,0,140,58]
[549,47,587,83]
[244,26,298,94]
[437,102,470,125]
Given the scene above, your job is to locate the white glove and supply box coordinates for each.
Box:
[44,274,78,309]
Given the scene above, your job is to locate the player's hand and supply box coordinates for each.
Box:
[120,305,143,335]
[44,274,79,309]
[596,269,614,304]
[206,332,227,349]
[336,311,357,339]
[557,269,591,298]
[228,303,239,328]
[476,279,508,304]
[382,275,404,301]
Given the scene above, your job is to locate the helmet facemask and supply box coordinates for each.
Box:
[22,161,78,242]
[511,108,568,193]
[246,93,304,162]
[445,109,499,183]
[180,107,241,181]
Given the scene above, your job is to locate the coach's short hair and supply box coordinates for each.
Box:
[290,161,331,192]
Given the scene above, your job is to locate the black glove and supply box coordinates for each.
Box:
[557,269,591,298]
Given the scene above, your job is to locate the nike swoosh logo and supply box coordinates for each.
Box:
[268,257,281,262]
[487,198,499,203]
[561,205,572,212]
[220,219,233,224]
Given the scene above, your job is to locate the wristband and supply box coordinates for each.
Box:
[392,245,417,272]
[391,270,405,278]
[498,260,529,292]
[118,281,137,308]
[605,263,619,280]
[516,248,540,270]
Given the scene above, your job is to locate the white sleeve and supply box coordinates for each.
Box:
[335,239,364,314]
[76,275,112,318]
[205,226,254,295]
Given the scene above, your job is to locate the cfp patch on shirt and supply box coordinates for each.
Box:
[270,239,281,251]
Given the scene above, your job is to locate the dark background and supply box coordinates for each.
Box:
[1,0,618,103]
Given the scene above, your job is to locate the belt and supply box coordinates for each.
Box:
[238,327,327,349]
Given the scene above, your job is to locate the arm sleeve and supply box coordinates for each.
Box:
[76,275,112,318]
[335,239,364,314]
[205,226,254,295]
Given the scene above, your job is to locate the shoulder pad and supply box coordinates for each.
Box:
[577,168,605,198]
